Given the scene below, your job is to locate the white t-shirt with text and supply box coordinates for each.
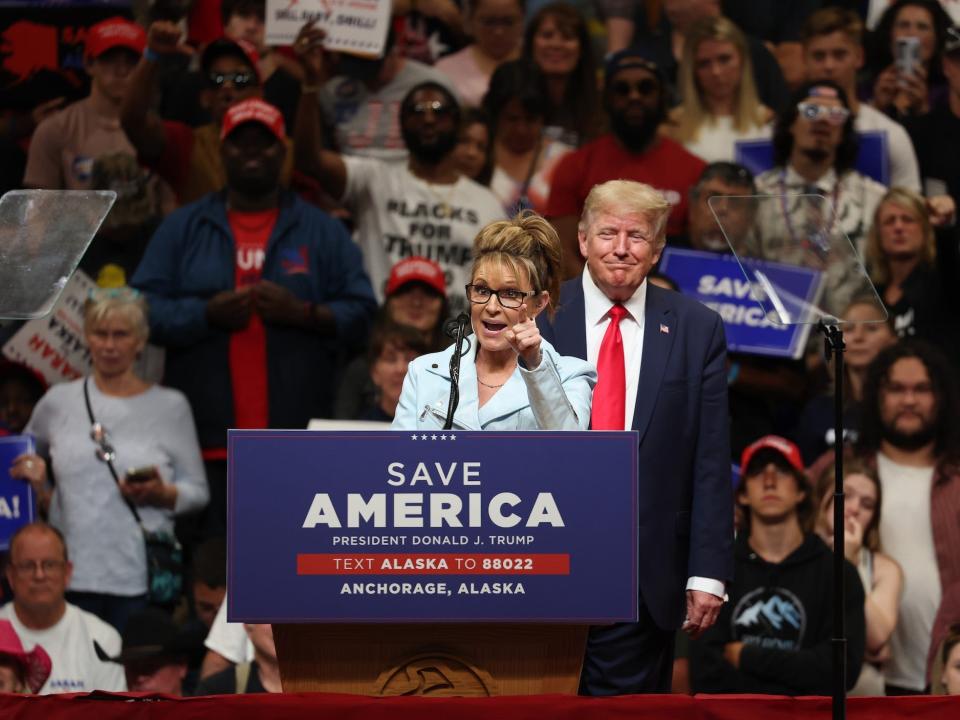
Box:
[0,602,126,694]
[342,156,506,313]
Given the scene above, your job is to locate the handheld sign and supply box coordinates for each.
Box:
[735,131,890,186]
[659,247,821,359]
[0,436,36,550]
[228,430,639,623]
[265,0,391,56]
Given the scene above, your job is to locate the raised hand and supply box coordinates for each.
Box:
[293,20,329,84]
[147,20,194,58]
[504,303,543,369]
[843,515,864,564]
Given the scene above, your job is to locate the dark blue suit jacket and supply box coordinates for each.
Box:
[540,278,734,630]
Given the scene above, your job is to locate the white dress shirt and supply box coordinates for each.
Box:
[581,270,726,601]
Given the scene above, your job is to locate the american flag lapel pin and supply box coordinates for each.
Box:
[660,323,670,334]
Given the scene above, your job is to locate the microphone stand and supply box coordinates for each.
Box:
[819,319,847,720]
[444,313,471,430]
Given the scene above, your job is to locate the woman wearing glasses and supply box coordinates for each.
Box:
[393,212,595,430]
[9,289,207,631]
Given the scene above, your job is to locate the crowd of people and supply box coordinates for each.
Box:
[1,0,959,699]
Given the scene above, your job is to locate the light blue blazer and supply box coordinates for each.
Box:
[392,336,596,431]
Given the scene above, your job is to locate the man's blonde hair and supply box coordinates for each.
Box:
[578,180,672,249]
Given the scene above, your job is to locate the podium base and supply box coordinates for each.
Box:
[274,623,589,696]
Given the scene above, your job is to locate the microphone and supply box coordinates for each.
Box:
[443,313,471,429]
[444,313,471,339]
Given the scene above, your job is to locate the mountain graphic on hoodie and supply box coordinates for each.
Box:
[735,593,803,632]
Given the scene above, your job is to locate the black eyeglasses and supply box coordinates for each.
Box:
[408,100,454,117]
[207,71,257,90]
[611,79,659,98]
[91,422,116,463]
[466,284,537,309]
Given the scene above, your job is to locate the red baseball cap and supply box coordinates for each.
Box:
[740,435,804,475]
[201,36,262,81]
[220,98,286,141]
[385,257,447,297]
[85,17,147,60]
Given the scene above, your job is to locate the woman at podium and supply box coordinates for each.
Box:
[393,213,596,430]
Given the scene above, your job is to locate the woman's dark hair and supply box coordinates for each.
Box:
[522,2,602,144]
[858,339,960,461]
[221,0,265,24]
[381,287,451,353]
[460,107,495,187]
[868,0,951,85]
[942,623,960,666]
[482,59,548,136]
[772,80,859,174]
[367,319,431,366]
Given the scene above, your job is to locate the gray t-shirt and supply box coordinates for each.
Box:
[26,379,208,595]
[319,59,456,164]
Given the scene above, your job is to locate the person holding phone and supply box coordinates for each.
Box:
[869,0,952,118]
[8,289,208,632]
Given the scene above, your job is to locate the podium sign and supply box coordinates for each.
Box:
[228,430,639,623]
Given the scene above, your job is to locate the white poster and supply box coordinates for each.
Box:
[3,270,95,386]
[265,0,391,56]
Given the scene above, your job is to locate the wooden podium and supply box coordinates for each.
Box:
[274,623,588,696]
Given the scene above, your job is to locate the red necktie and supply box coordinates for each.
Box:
[592,304,628,430]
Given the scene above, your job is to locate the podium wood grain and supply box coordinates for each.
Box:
[274,623,588,696]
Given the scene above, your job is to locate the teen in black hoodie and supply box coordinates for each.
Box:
[689,435,866,695]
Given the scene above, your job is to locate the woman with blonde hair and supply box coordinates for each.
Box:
[393,212,595,430]
[666,16,772,163]
[9,288,208,630]
[865,187,945,344]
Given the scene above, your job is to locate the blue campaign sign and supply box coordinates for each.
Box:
[228,430,639,623]
[659,247,821,359]
[735,131,889,186]
[0,436,36,550]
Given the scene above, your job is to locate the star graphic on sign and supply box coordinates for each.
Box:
[411,434,418,440]
[431,434,437,440]
[450,434,457,440]
[427,31,449,61]
[421,434,428,440]
[440,434,447,440]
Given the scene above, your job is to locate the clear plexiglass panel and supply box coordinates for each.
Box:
[0,190,116,319]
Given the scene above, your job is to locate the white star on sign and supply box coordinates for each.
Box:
[411,434,418,440]
[450,434,457,440]
[440,434,447,440]
[431,434,437,440]
[421,434,428,440]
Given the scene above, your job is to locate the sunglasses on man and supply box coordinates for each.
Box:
[207,71,258,90]
[610,78,659,98]
[797,101,850,125]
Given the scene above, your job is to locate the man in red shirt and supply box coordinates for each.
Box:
[546,49,706,277]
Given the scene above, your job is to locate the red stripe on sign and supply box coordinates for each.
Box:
[297,553,570,575]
